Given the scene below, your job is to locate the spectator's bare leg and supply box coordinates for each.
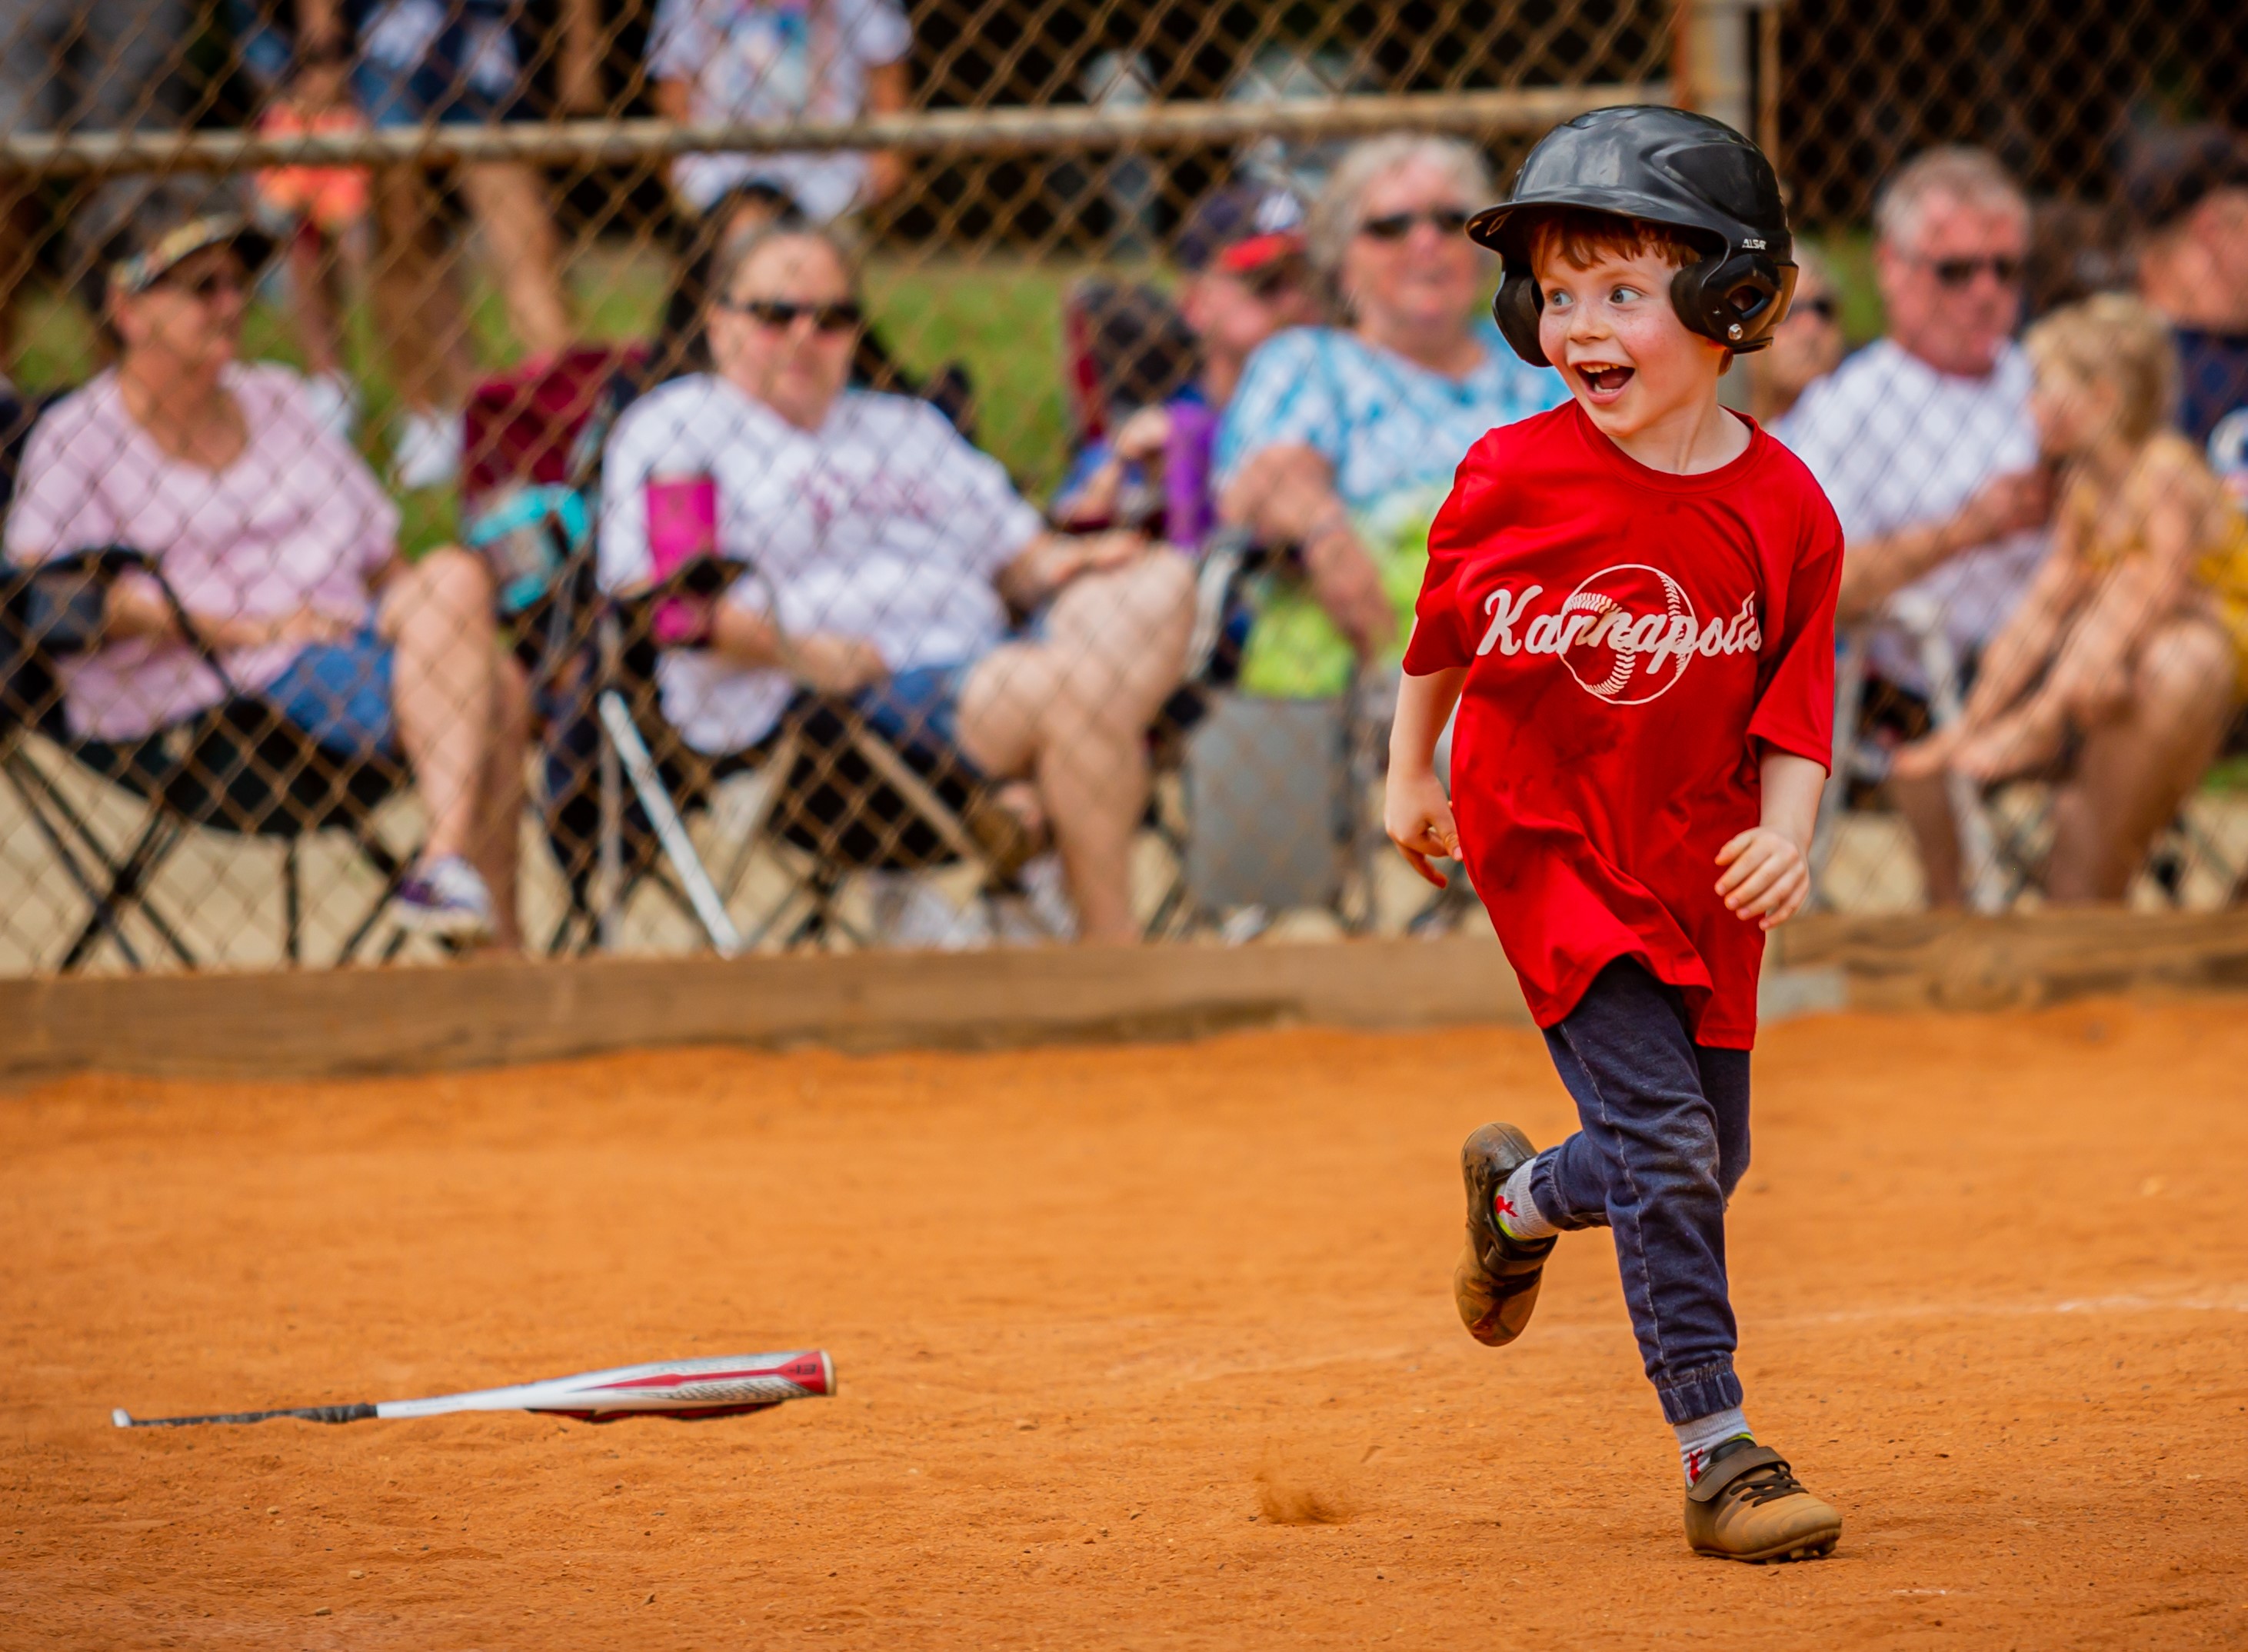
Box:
[1889,770,1963,908]
[455,162,574,360]
[957,551,1195,943]
[372,165,471,413]
[2047,620,2233,903]
[377,546,501,872]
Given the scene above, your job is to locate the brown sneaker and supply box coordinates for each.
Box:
[1454,1123,1557,1347]
[1682,1438,1842,1563]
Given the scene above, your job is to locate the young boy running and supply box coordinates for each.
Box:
[1383,107,1846,1562]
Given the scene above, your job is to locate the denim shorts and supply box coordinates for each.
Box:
[853,663,974,772]
[353,19,528,128]
[263,628,398,759]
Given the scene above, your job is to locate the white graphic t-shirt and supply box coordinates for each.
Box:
[599,375,1042,754]
[648,0,911,221]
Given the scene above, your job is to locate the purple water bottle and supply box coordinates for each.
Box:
[1162,401,1218,551]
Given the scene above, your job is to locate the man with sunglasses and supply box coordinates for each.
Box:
[1777,147,2053,906]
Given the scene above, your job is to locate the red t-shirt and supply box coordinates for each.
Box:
[1402,401,1843,1048]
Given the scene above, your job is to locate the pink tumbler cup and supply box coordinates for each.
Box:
[644,474,718,645]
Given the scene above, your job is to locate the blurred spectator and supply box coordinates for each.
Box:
[1054,182,1318,545]
[235,15,372,436]
[599,222,1194,944]
[2126,125,2248,475]
[1894,295,2243,900]
[1215,133,1564,697]
[648,0,911,224]
[2,187,531,944]
[1777,147,2053,907]
[650,184,971,427]
[1,0,191,369]
[1747,242,1843,427]
[292,0,591,487]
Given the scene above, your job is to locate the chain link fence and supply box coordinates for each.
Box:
[0,0,2243,974]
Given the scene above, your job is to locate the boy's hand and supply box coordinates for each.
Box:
[1384,770,1460,888]
[1715,827,1810,930]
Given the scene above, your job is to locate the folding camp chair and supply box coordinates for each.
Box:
[539,559,1051,957]
[1137,530,1417,941]
[0,548,419,971]
[1811,601,2246,912]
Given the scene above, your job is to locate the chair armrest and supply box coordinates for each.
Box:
[8,545,159,657]
[1181,528,1291,687]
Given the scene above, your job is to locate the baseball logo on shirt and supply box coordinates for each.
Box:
[1475,565,1763,705]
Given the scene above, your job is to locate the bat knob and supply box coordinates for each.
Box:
[111,1409,133,1427]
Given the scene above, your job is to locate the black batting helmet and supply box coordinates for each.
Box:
[1467,105,1797,366]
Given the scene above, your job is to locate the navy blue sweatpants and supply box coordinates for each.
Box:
[1525,958,1751,1424]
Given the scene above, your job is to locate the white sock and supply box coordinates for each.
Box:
[1493,1158,1557,1242]
[1674,1407,1752,1485]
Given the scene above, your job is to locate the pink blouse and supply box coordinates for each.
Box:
[5,364,399,739]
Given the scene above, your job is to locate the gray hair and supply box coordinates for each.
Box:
[1307,133,1494,278]
[1873,147,2027,251]
[707,218,857,308]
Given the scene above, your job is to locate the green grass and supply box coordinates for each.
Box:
[1803,230,1884,348]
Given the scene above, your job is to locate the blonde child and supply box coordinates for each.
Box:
[1896,294,2246,893]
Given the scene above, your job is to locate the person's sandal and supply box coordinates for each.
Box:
[1454,1123,1557,1347]
[1682,1437,1842,1563]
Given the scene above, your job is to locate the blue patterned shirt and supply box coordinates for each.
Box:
[1214,322,1567,510]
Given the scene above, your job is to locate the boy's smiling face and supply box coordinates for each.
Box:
[1533,238,1731,443]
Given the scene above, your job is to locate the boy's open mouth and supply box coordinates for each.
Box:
[1576,362,1635,395]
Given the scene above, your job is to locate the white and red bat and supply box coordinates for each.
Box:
[112,1350,834,1428]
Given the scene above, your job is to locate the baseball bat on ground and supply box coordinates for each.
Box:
[112,1350,834,1428]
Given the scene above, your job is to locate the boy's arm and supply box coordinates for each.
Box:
[1715,749,1826,931]
[1383,665,1466,887]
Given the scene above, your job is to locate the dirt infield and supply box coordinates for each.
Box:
[3,1001,2245,1648]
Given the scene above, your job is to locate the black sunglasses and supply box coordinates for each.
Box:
[722,296,864,333]
[1795,293,1839,323]
[1922,254,2023,289]
[158,265,247,302]
[1358,208,1472,241]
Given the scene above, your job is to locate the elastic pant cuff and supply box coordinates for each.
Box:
[1526,1151,1602,1233]
[1656,1361,1743,1426]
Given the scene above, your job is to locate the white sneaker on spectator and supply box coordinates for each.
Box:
[302,370,361,441]
[391,407,464,490]
[993,851,1077,944]
[866,871,991,951]
[391,854,495,941]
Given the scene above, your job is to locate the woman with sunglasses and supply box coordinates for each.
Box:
[1214,135,1566,698]
[599,222,1197,944]
[1747,244,1845,426]
[5,185,534,945]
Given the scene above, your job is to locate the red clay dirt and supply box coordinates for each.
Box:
[2,999,2244,1649]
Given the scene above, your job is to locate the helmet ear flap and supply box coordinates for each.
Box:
[1493,265,1548,367]
[1668,255,1793,353]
